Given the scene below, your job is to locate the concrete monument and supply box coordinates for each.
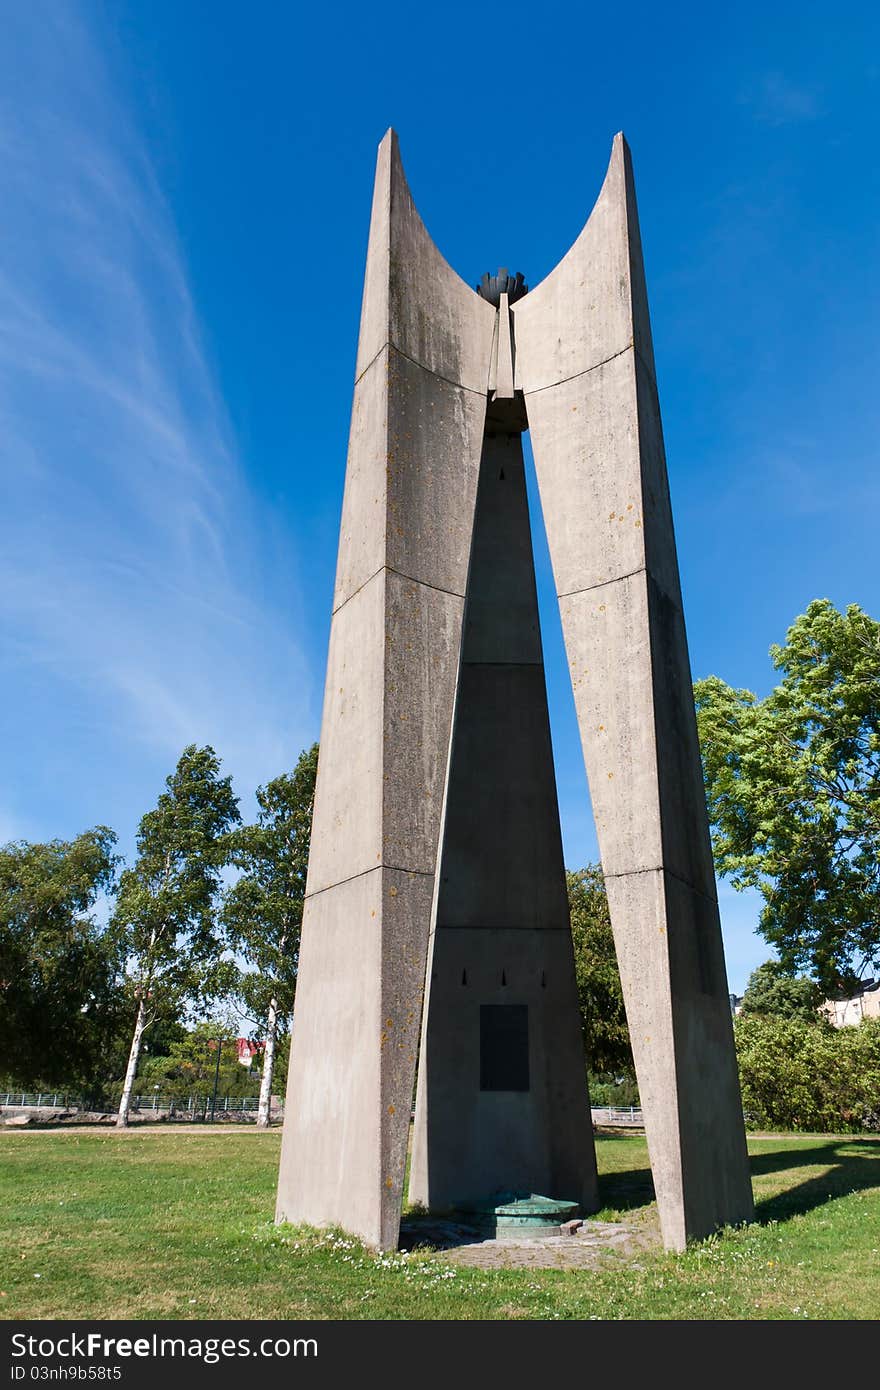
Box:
[276,129,754,1253]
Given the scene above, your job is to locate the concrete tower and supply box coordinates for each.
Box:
[276,130,754,1253]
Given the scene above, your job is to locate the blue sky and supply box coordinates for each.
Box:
[1,1,878,992]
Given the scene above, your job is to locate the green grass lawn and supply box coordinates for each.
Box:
[1,1127,878,1320]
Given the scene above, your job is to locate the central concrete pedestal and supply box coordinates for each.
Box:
[409,399,599,1216]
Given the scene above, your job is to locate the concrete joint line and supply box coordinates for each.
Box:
[333,566,465,619]
[353,341,388,388]
[305,861,435,902]
[557,565,647,600]
[520,342,657,400]
[557,567,684,613]
[331,565,385,619]
[604,864,719,908]
[522,343,634,397]
[432,924,573,933]
[389,343,489,397]
[385,566,465,601]
[356,339,489,398]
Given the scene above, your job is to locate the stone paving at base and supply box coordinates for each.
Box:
[399,1215,661,1270]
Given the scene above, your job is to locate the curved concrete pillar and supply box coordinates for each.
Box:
[514,134,754,1249]
[276,131,496,1249]
[278,129,754,1256]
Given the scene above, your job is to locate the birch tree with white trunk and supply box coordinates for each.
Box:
[111,744,240,1127]
[221,743,317,1128]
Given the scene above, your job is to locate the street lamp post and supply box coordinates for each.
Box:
[208,1038,224,1123]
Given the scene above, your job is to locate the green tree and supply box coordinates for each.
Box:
[137,1019,253,1107]
[221,743,318,1127]
[111,745,240,1127]
[0,829,123,1091]
[740,960,823,1021]
[735,1012,880,1132]
[695,600,880,995]
[567,864,633,1077]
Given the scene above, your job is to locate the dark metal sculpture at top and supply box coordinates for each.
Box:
[476,267,529,306]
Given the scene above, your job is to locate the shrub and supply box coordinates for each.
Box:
[735,1013,880,1131]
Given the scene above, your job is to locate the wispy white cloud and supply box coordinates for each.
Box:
[711,436,880,520]
[741,72,823,126]
[0,6,313,812]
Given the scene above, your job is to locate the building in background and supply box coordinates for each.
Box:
[821,980,880,1028]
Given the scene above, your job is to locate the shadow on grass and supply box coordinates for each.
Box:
[750,1139,880,1224]
[594,1134,880,1226]
[592,1132,655,1214]
[403,1136,880,1247]
[398,1216,486,1252]
[596,1169,655,1214]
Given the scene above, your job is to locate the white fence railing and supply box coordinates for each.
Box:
[4,1096,643,1127]
[590,1105,644,1126]
[1,1093,270,1115]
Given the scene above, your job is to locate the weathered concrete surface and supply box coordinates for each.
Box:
[410,420,597,1215]
[277,131,495,1250]
[512,136,656,394]
[516,132,754,1249]
[279,127,753,1256]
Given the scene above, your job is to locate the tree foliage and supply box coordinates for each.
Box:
[740,960,823,1022]
[735,1013,880,1132]
[221,743,318,1125]
[0,829,124,1089]
[695,599,880,994]
[110,745,240,1123]
[112,745,241,1022]
[567,865,632,1076]
[136,1019,255,1102]
[222,743,318,1031]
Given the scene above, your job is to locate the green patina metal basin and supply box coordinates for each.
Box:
[453,1192,580,1236]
